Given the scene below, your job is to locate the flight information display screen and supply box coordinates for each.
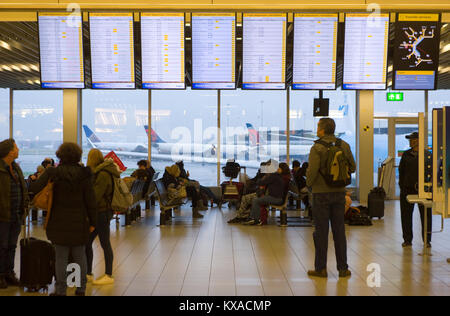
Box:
[38,12,85,89]
[191,13,236,89]
[89,13,135,89]
[343,13,389,90]
[242,13,286,90]
[141,13,185,89]
[292,13,338,90]
[393,13,441,90]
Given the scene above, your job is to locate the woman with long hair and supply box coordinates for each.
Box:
[85,148,120,285]
[30,143,97,296]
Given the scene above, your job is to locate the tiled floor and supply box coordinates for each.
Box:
[2,200,450,296]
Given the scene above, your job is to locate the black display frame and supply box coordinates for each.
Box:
[88,11,137,90]
[241,12,288,91]
[190,12,237,90]
[291,12,339,91]
[37,11,86,89]
[342,12,390,91]
[139,12,187,90]
[392,12,441,91]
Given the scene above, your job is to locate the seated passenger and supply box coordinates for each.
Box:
[244,162,267,194]
[227,173,270,224]
[176,161,218,208]
[131,160,156,199]
[27,165,45,187]
[162,164,204,218]
[41,157,55,169]
[243,162,290,226]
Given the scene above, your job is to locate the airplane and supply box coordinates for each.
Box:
[84,124,251,163]
[245,123,312,162]
[83,125,148,153]
[145,125,250,159]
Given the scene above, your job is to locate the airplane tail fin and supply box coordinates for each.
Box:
[246,123,261,146]
[144,125,166,143]
[83,125,101,145]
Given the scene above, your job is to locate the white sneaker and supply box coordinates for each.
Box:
[87,274,94,283]
[92,275,114,286]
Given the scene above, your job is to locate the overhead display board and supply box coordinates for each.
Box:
[292,13,338,90]
[393,13,441,90]
[343,13,389,90]
[89,13,135,89]
[140,13,185,89]
[191,13,236,89]
[38,12,85,89]
[242,13,287,90]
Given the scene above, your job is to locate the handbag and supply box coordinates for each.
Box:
[31,181,54,230]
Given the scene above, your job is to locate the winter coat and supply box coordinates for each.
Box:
[0,159,28,222]
[30,164,97,246]
[306,135,356,193]
[92,159,121,212]
[399,148,419,195]
[162,165,181,189]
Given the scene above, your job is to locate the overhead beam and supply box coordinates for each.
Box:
[0,4,449,14]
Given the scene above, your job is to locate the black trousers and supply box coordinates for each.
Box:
[400,193,432,244]
[312,192,348,271]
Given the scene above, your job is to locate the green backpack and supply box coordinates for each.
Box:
[315,138,351,188]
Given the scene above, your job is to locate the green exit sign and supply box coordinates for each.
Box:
[387,92,404,101]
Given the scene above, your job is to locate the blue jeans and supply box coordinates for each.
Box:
[250,196,283,220]
[0,218,21,276]
[312,192,348,271]
[86,211,114,276]
[54,245,87,295]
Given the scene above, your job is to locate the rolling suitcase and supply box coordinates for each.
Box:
[20,210,55,292]
[368,187,386,219]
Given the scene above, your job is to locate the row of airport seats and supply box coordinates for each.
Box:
[31,169,311,228]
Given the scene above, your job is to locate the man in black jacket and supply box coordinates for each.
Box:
[399,132,432,248]
[0,139,28,289]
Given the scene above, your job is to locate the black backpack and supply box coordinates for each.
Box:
[316,138,351,188]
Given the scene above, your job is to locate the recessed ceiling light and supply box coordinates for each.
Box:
[0,41,11,50]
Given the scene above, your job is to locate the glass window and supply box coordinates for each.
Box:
[428,90,450,116]
[373,119,388,186]
[82,90,149,176]
[429,90,450,144]
[151,88,218,186]
[374,90,424,117]
[0,89,9,140]
[13,90,63,176]
[220,90,287,182]
[290,88,357,185]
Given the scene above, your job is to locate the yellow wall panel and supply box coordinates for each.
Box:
[59,0,212,5]
[375,0,450,4]
[0,11,37,21]
[213,0,364,3]
[0,0,57,3]
[373,0,450,10]
[443,13,450,22]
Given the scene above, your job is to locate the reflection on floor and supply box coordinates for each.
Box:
[2,201,450,296]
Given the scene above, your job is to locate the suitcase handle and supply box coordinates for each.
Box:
[22,201,32,241]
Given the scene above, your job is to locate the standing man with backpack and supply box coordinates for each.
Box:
[306,118,356,278]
